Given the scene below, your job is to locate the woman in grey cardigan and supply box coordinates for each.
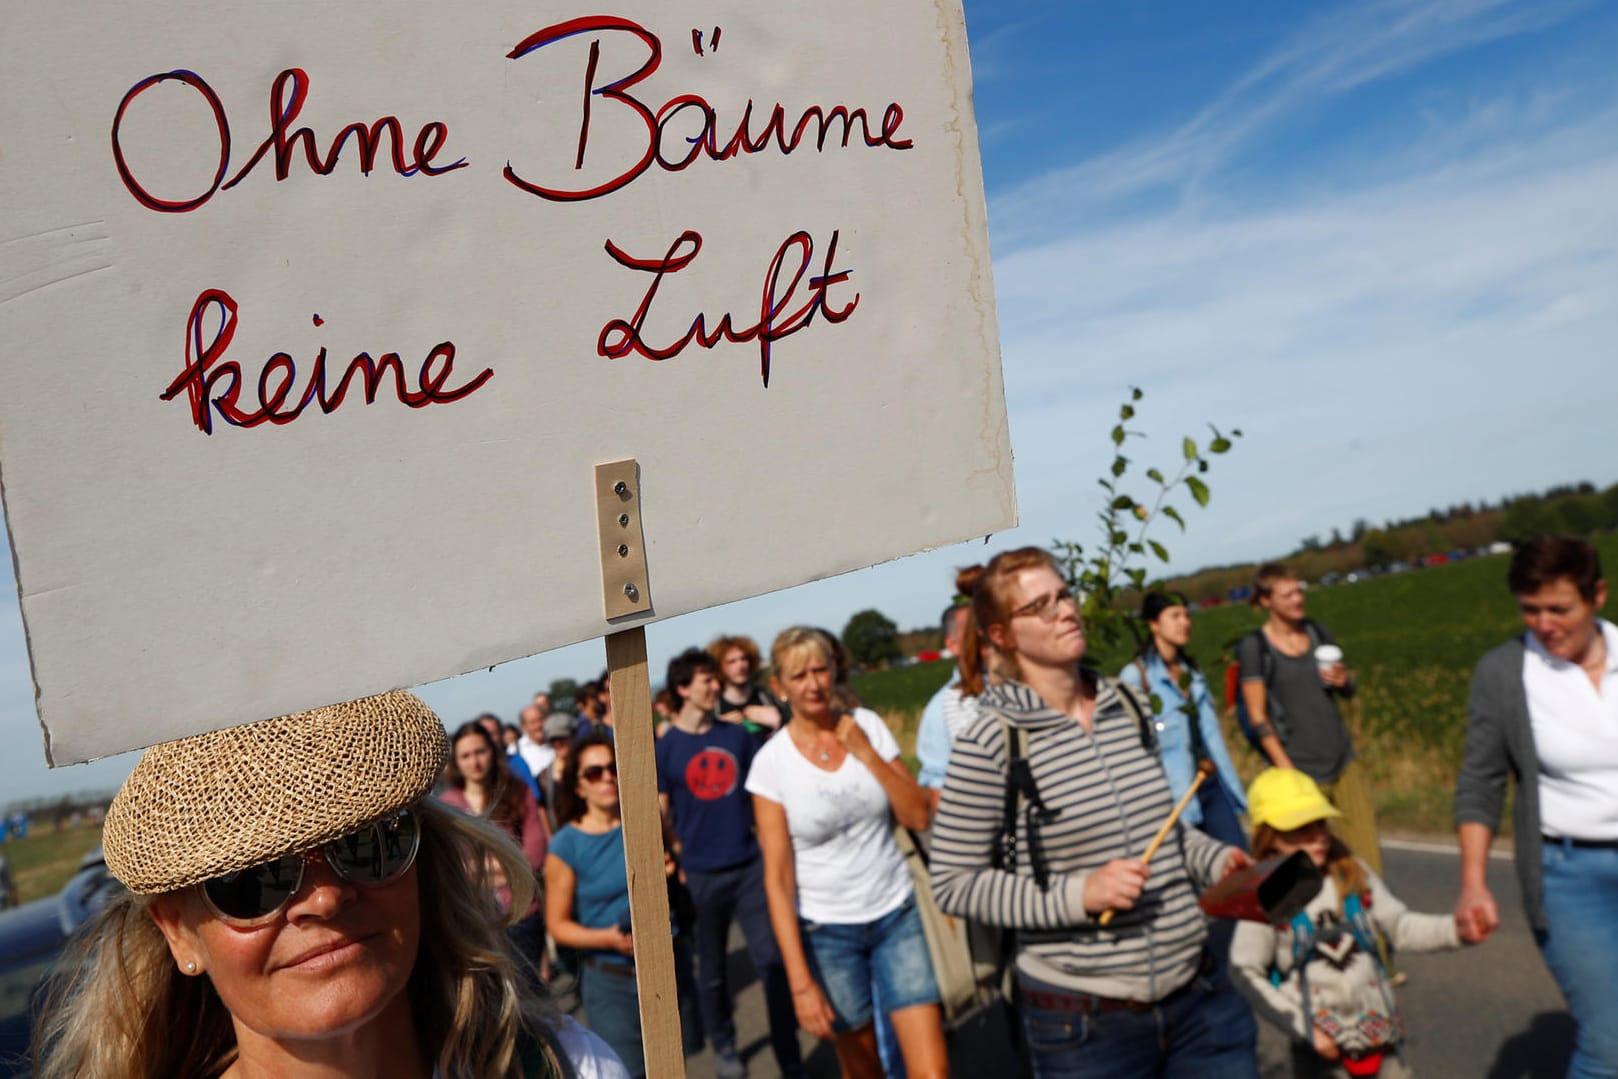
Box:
[1454,536,1617,1079]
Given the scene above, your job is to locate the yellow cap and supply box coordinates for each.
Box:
[1246,768,1342,832]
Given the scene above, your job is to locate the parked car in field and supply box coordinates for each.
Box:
[0,849,122,1076]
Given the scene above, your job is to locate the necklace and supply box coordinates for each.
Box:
[792,723,834,763]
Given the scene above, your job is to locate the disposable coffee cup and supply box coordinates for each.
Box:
[1314,644,1344,675]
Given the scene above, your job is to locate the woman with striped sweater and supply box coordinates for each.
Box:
[930,546,1259,1078]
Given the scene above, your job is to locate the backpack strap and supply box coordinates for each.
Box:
[1111,676,1159,756]
[993,717,1058,891]
[1287,909,1317,1034]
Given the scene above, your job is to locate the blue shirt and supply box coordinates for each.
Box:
[503,750,542,802]
[656,719,758,872]
[1118,651,1248,825]
[549,823,630,957]
[916,679,957,789]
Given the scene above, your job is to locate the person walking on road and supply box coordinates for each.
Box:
[1120,590,1248,850]
[931,546,1257,1079]
[1232,769,1480,1079]
[749,626,947,1079]
[658,648,804,1079]
[915,567,985,812]
[1239,563,1381,876]
[1454,535,1618,1079]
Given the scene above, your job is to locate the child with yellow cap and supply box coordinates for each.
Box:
[1229,768,1484,1078]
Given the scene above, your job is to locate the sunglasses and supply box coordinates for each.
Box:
[580,761,618,783]
[1010,587,1078,623]
[199,810,421,925]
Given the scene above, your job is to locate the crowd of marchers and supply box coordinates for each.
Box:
[23,535,1610,1079]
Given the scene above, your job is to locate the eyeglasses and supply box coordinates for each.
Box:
[580,762,618,783]
[1010,587,1077,623]
[199,810,421,925]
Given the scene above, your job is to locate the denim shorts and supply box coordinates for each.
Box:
[799,894,940,1031]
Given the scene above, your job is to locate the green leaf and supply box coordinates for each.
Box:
[1232,428,1244,437]
[1185,476,1210,506]
[1120,404,1135,421]
[1110,495,1135,511]
[1163,505,1186,531]
[1111,457,1128,477]
[1149,539,1170,562]
[1146,468,1165,485]
[1209,437,1231,454]
[1111,425,1126,446]
[1127,542,1144,555]
[1199,459,1209,473]
[1183,437,1197,461]
[1132,386,1144,401]
[1110,529,1129,545]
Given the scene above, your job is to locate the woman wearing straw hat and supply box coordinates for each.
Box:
[31,691,627,1079]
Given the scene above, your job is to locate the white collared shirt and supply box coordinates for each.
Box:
[514,733,556,778]
[1524,619,1618,840]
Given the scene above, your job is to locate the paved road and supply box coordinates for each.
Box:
[600,844,1571,1078]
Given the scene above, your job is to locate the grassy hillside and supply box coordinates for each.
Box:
[855,532,1618,833]
[2,824,103,905]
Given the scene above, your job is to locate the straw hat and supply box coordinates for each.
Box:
[103,691,448,894]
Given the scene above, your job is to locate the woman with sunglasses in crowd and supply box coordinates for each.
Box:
[545,734,700,1077]
[930,547,1257,1079]
[440,720,549,967]
[32,691,626,1079]
[748,626,947,1079]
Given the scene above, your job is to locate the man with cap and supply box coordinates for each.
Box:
[538,711,579,834]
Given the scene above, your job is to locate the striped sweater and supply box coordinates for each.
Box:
[930,676,1232,1002]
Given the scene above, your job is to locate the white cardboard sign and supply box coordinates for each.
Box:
[0,1,1014,764]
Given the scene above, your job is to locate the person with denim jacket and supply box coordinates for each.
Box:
[1118,590,1248,850]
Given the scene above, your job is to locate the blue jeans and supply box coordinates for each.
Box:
[685,858,803,1076]
[1018,970,1258,1079]
[1537,839,1618,1079]
[579,942,703,1079]
[800,894,941,1032]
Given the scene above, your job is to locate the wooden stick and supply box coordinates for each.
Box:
[606,626,687,1079]
[1098,760,1216,927]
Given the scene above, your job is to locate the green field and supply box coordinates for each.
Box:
[1,824,104,906]
[853,533,1618,834]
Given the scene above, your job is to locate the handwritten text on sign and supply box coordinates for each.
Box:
[112,16,901,431]
[1,0,1011,763]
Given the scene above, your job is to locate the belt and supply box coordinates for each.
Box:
[1018,986,1155,1014]
[582,956,636,979]
[1543,834,1618,850]
[1017,949,1214,1016]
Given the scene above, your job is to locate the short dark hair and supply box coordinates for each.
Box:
[1508,536,1603,601]
[667,647,720,703]
[939,602,970,639]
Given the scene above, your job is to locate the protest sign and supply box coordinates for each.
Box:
[0,0,1013,764]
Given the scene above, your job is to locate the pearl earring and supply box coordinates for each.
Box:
[185,961,197,973]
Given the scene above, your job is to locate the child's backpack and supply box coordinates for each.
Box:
[1227,620,1325,752]
[1282,889,1401,1073]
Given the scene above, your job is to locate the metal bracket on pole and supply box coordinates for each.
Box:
[595,459,653,620]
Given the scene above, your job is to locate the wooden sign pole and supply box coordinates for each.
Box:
[595,461,686,1078]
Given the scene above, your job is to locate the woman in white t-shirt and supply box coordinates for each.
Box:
[748,626,947,1079]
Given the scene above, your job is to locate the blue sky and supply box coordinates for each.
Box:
[4,0,1616,804]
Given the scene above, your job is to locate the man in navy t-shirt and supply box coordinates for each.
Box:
[658,648,802,1079]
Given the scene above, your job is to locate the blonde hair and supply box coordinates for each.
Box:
[769,626,837,683]
[33,800,564,1079]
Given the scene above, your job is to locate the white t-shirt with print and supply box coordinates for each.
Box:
[745,707,913,924]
